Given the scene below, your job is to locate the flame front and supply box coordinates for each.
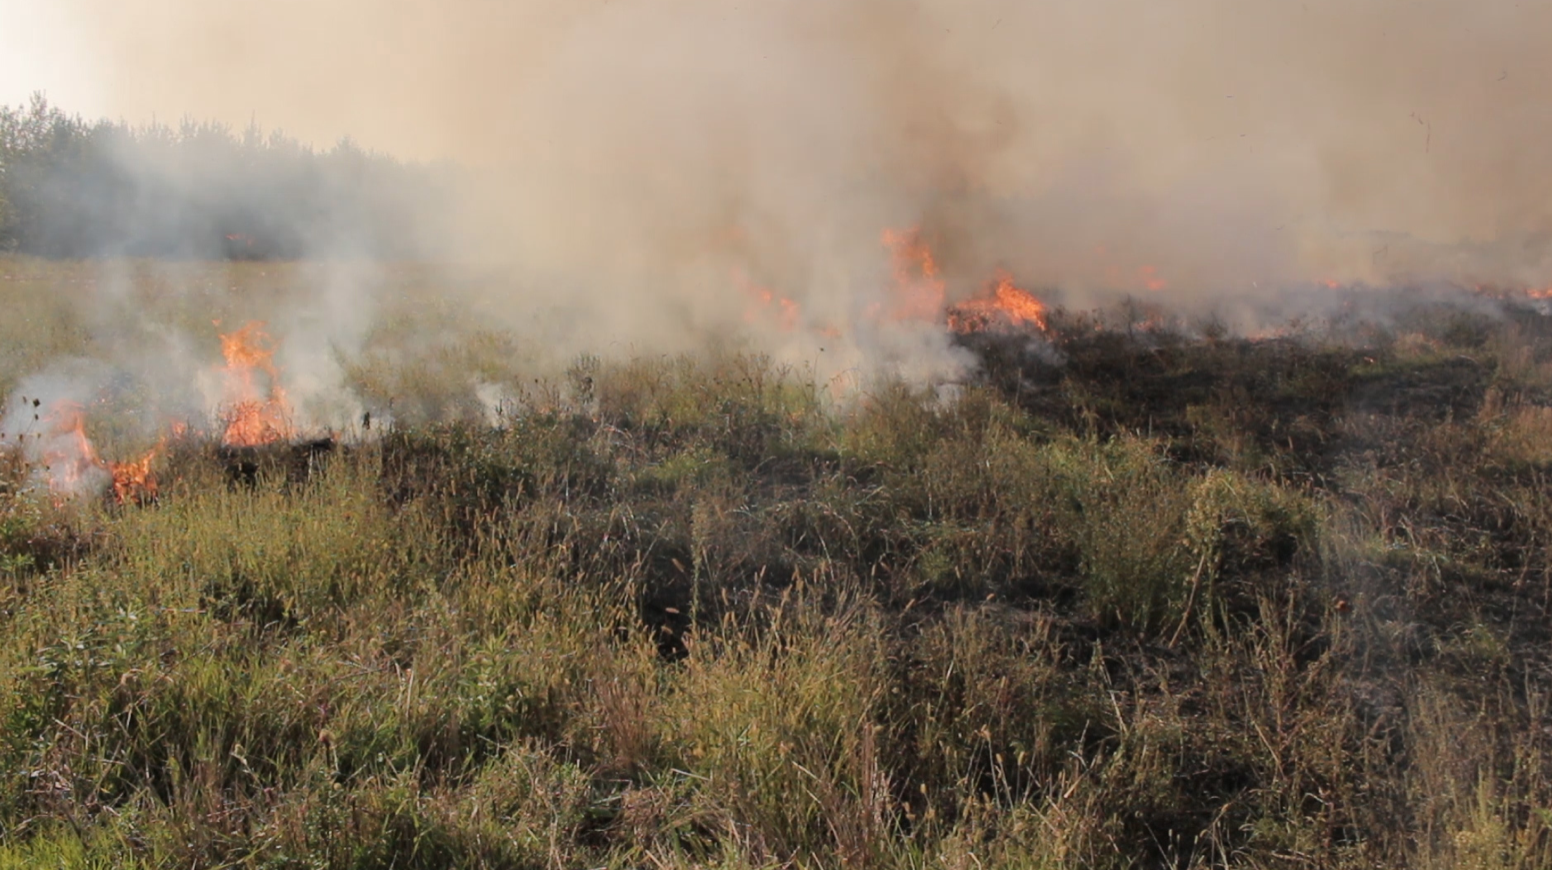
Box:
[876,230,1049,335]
[109,447,160,506]
[948,272,1049,335]
[988,274,1048,330]
[732,227,1052,340]
[219,321,293,447]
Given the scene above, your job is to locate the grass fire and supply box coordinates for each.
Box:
[217,320,294,448]
[4,1,1552,867]
[4,253,1552,869]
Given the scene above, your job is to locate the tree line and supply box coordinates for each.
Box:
[0,94,454,260]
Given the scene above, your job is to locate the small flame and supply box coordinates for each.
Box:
[882,228,946,321]
[109,446,160,506]
[948,272,1049,334]
[34,400,160,504]
[737,270,802,332]
[219,321,293,447]
[40,401,104,499]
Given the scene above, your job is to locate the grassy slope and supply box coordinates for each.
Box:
[0,258,1550,868]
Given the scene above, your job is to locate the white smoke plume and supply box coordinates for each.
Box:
[9,0,1552,414]
[0,363,115,499]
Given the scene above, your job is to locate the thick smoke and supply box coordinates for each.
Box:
[0,364,113,499]
[30,0,1552,392]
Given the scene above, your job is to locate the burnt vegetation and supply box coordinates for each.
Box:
[1,270,1550,868]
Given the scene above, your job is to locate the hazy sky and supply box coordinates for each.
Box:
[0,0,581,160]
[4,0,1551,296]
[0,2,103,114]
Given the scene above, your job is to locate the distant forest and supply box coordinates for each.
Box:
[0,94,454,260]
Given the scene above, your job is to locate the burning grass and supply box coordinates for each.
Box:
[218,320,294,447]
[1,262,1552,868]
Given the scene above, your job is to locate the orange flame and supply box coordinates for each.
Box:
[737,270,803,332]
[948,272,1049,334]
[40,401,104,498]
[35,400,160,504]
[109,445,160,506]
[219,321,292,447]
[882,228,946,321]
[767,292,802,331]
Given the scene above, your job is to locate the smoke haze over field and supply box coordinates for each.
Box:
[9,0,1552,375]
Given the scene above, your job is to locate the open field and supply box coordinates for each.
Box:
[1,258,1551,868]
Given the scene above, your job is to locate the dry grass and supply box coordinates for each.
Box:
[0,259,1550,867]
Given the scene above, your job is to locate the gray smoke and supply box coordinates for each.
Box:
[15,0,1552,402]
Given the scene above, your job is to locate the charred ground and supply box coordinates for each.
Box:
[1,268,1551,868]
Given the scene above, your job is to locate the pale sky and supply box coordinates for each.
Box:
[0,2,104,114]
[0,0,573,159]
[1,0,1550,292]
